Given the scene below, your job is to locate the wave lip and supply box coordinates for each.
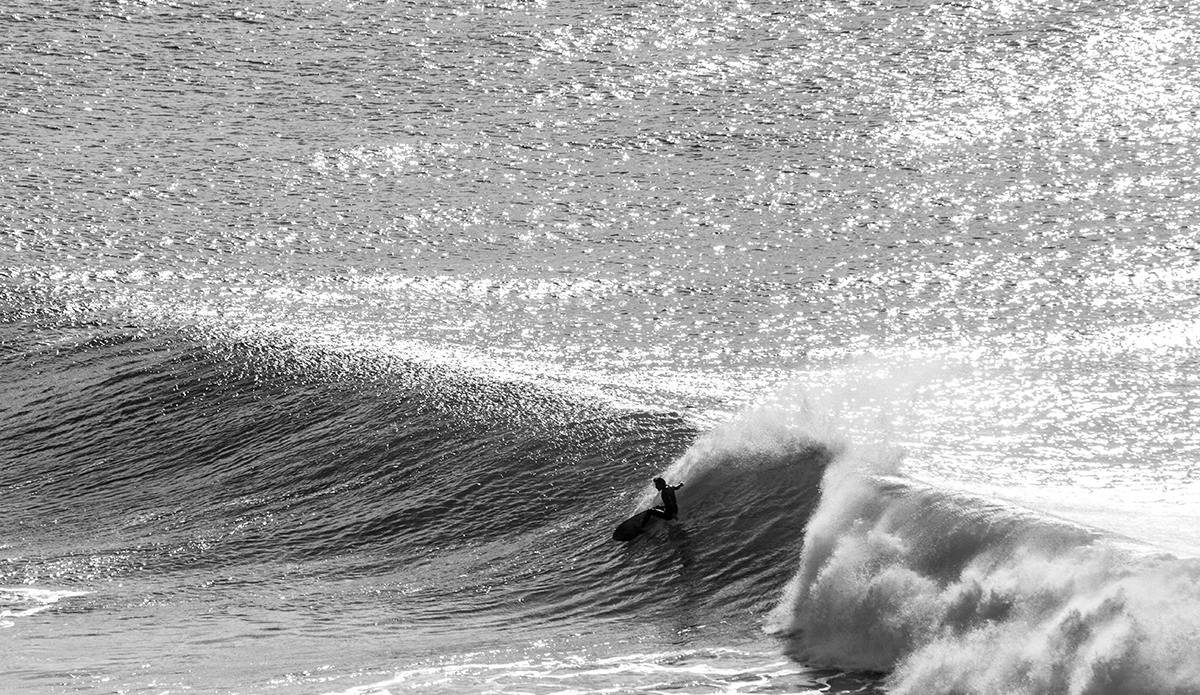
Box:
[767,455,1200,695]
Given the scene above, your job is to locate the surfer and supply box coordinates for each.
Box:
[612,477,685,541]
[645,477,683,521]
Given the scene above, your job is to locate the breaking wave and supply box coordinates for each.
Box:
[767,436,1200,694]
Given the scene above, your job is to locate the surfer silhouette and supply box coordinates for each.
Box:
[612,477,685,541]
[645,477,683,521]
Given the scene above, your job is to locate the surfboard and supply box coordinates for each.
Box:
[612,509,658,542]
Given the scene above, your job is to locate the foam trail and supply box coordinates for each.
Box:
[766,448,1200,695]
[0,587,89,628]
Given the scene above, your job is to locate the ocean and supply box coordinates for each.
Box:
[3,0,1200,692]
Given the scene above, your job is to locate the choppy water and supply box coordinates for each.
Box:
[4,0,1200,693]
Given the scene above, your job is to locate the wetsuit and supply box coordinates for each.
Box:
[647,484,680,520]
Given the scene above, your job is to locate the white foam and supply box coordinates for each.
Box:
[0,586,89,626]
[766,452,1200,695]
[321,648,826,695]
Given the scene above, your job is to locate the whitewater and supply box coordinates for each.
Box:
[4,0,1200,693]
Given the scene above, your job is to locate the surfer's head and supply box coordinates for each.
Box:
[653,477,666,490]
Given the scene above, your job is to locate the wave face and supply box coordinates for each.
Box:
[0,316,833,633]
[0,320,680,556]
[767,447,1200,694]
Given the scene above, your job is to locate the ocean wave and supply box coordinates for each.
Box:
[0,322,697,581]
[13,315,1198,694]
[0,321,835,629]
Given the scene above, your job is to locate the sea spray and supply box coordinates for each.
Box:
[647,399,839,513]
